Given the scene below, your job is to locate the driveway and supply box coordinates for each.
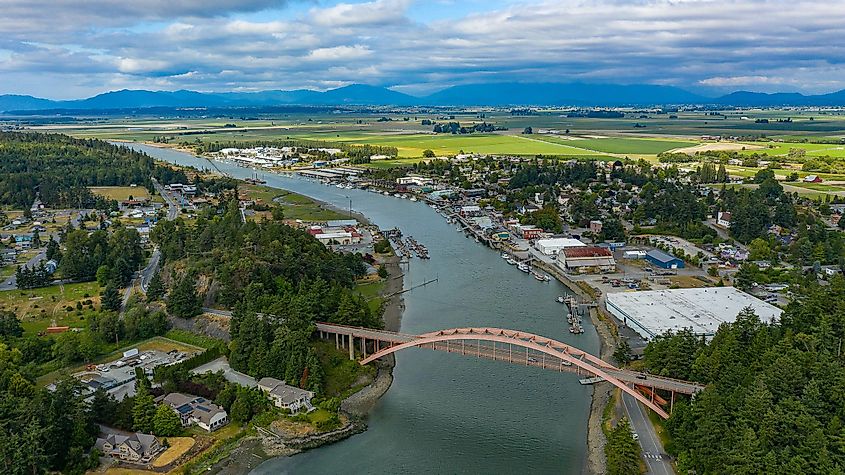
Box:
[191,357,256,388]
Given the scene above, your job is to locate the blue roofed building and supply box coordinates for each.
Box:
[645,249,685,269]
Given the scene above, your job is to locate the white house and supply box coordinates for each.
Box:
[717,211,732,228]
[258,377,315,413]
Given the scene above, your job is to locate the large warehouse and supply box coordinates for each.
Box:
[606,287,782,341]
[536,238,585,255]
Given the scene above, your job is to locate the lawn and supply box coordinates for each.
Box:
[355,280,386,315]
[314,340,376,397]
[0,281,101,334]
[89,186,151,201]
[152,437,196,468]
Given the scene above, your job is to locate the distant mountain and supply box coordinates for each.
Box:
[420,82,708,106]
[4,83,845,112]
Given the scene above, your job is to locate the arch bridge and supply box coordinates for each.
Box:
[316,323,704,419]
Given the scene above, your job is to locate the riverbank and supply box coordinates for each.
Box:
[533,261,616,475]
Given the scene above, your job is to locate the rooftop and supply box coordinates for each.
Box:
[607,286,782,340]
[563,246,612,258]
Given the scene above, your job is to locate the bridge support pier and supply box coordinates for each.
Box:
[349,335,354,360]
[361,337,366,358]
[335,333,339,349]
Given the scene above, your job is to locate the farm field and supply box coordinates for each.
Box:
[89,185,151,201]
[533,135,694,154]
[738,142,845,157]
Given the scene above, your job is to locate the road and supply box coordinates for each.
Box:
[137,178,179,294]
[622,392,675,475]
[0,209,87,291]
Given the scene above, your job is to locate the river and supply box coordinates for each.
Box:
[121,143,600,474]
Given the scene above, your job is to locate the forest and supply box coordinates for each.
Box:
[0,132,187,209]
[643,277,845,474]
[150,197,374,395]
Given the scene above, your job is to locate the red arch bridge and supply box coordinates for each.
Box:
[316,323,705,419]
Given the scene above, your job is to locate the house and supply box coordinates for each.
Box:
[558,246,616,273]
[717,211,732,228]
[645,249,685,269]
[589,220,603,234]
[804,175,823,183]
[162,393,229,432]
[95,431,162,463]
[257,377,315,413]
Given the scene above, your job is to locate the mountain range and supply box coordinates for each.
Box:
[3,83,845,112]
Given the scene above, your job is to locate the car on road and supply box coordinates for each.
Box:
[632,432,639,440]
[527,357,538,363]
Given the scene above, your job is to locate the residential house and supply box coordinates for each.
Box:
[804,175,823,183]
[717,211,732,228]
[95,431,162,463]
[162,393,228,432]
[257,377,315,413]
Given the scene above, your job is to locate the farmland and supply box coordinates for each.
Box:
[89,185,152,201]
[0,281,101,335]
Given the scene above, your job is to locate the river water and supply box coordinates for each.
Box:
[121,143,600,474]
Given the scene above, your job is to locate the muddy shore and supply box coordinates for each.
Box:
[533,261,615,475]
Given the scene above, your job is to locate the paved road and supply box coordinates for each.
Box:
[622,392,675,475]
[191,356,257,387]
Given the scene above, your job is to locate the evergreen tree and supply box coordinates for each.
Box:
[100,284,121,312]
[605,418,640,475]
[146,270,165,301]
[167,274,201,318]
[132,386,156,433]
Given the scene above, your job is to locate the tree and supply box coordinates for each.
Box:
[146,270,165,302]
[605,418,640,475]
[0,310,23,338]
[101,284,121,312]
[748,238,772,261]
[422,149,435,158]
[613,340,631,366]
[230,392,252,424]
[89,387,118,424]
[377,265,388,279]
[133,386,156,433]
[167,273,201,318]
[153,405,182,437]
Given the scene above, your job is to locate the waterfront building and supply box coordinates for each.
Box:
[257,377,315,413]
[557,246,616,273]
[606,287,782,341]
[535,237,585,255]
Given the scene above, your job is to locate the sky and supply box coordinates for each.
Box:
[2,0,845,99]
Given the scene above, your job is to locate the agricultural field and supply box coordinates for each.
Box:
[0,281,101,334]
[533,135,693,155]
[737,141,845,157]
[89,185,152,201]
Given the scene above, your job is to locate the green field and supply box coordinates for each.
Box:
[0,282,101,334]
[89,185,151,201]
[738,141,845,157]
[273,189,348,221]
[534,136,694,155]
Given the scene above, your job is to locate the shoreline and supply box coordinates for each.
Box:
[132,142,406,472]
[533,261,615,475]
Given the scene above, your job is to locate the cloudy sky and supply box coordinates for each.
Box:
[3,0,845,99]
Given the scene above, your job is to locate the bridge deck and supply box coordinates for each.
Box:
[316,323,704,395]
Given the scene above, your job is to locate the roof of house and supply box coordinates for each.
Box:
[258,377,314,404]
[163,392,226,424]
[96,432,158,455]
[258,377,285,389]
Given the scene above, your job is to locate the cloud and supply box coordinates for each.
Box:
[310,0,412,27]
[3,0,845,98]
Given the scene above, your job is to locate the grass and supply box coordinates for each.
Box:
[88,186,151,201]
[0,281,101,334]
[165,329,226,350]
[152,437,196,467]
[274,190,347,221]
[355,279,386,315]
[314,340,376,397]
[181,424,250,475]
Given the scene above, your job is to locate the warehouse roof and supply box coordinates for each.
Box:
[606,287,782,340]
[646,249,681,263]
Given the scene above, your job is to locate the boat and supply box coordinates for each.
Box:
[501,253,509,259]
[531,270,549,282]
[557,296,565,303]
[383,191,390,196]
[506,257,517,265]
[517,262,530,273]
[410,197,418,202]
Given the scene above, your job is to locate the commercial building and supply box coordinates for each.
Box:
[162,393,229,432]
[645,249,685,269]
[535,238,585,256]
[558,246,616,273]
[606,287,782,341]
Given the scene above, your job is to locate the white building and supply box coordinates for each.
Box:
[717,211,732,228]
[606,287,782,341]
[315,232,361,245]
[396,176,435,187]
[535,238,585,256]
[258,377,314,413]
